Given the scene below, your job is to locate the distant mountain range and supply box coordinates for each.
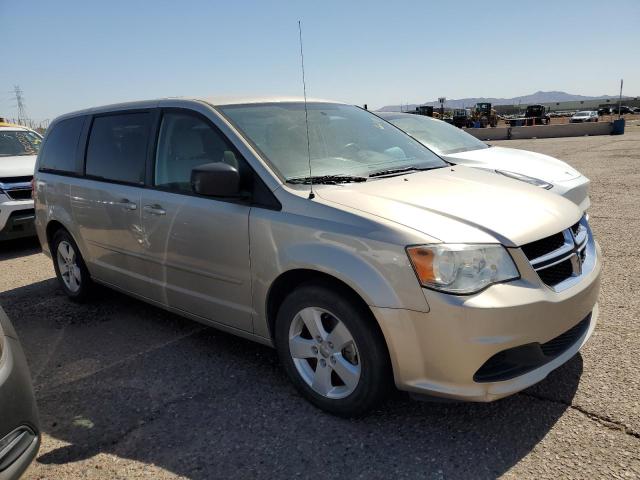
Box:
[377,91,628,111]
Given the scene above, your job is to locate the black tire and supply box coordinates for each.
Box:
[275,283,392,417]
[51,229,93,302]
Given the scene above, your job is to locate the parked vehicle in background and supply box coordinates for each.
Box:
[597,106,612,116]
[452,109,471,128]
[35,97,600,416]
[378,112,590,212]
[571,111,599,123]
[611,105,633,115]
[523,104,550,125]
[0,124,42,241]
[470,102,498,127]
[0,306,40,479]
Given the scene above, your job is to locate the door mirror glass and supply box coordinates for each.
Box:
[191,162,241,197]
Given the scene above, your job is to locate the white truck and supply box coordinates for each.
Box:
[0,123,41,241]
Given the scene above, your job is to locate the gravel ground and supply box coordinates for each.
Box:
[1,127,639,479]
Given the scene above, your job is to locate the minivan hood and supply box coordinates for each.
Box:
[317,165,581,246]
[443,146,581,183]
[0,155,37,178]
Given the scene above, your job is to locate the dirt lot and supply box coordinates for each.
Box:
[1,127,639,479]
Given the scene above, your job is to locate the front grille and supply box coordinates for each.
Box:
[537,258,574,287]
[0,175,32,184]
[521,232,565,260]
[570,221,581,237]
[520,215,592,291]
[0,176,33,201]
[4,188,31,200]
[474,314,591,383]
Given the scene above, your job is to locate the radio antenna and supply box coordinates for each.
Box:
[298,20,314,199]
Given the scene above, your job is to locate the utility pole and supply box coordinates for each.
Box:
[13,85,27,125]
[618,79,623,119]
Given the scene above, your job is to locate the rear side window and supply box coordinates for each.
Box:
[39,116,84,173]
[85,112,151,184]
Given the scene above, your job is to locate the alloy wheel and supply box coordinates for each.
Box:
[288,307,361,399]
[56,240,81,293]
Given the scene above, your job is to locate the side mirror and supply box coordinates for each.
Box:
[191,162,242,197]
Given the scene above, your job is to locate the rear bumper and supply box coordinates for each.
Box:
[0,309,40,480]
[374,241,602,402]
[0,198,35,241]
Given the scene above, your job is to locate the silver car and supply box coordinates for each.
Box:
[34,97,601,416]
[0,306,40,479]
[377,112,591,212]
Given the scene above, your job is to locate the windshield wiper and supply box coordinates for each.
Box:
[286,175,368,185]
[368,166,438,178]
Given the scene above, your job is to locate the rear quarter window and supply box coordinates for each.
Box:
[38,116,85,173]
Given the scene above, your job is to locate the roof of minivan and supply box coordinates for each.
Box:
[52,96,346,123]
[202,96,343,106]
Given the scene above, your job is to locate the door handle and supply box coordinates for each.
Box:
[143,204,166,216]
[118,199,138,211]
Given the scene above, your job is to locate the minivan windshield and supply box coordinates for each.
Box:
[0,130,42,157]
[575,111,591,116]
[382,114,488,155]
[218,103,446,181]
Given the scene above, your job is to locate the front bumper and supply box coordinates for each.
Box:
[0,196,35,241]
[0,309,40,480]
[374,241,602,402]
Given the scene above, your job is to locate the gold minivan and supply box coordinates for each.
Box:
[34,97,601,416]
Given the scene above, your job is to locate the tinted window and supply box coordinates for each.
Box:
[39,116,84,173]
[86,113,151,184]
[155,112,240,193]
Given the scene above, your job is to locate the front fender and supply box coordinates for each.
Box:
[250,211,430,339]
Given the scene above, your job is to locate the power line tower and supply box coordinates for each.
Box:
[13,85,27,124]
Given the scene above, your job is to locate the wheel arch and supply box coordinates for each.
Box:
[266,269,391,360]
[45,219,88,261]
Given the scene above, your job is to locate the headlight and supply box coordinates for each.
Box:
[495,170,553,189]
[406,244,519,294]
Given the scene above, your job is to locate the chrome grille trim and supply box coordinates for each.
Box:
[0,180,32,201]
[521,215,596,292]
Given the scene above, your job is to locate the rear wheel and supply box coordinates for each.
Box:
[275,284,392,416]
[51,229,93,302]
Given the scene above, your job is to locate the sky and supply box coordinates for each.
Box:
[1,0,639,121]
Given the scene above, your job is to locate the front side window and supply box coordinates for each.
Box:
[85,113,151,184]
[0,130,42,157]
[386,114,488,155]
[218,103,446,181]
[154,112,241,193]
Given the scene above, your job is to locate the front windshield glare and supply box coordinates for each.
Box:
[386,115,488,155]
[218,103,446,180]
[0,130,41,157]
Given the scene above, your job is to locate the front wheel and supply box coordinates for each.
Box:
[275,284,392,416]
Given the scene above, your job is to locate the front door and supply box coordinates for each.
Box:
[141,110,253,332]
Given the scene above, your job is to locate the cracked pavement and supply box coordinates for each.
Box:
[1,128,639,479]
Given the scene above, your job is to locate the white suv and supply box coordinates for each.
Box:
[0,124,42,241]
